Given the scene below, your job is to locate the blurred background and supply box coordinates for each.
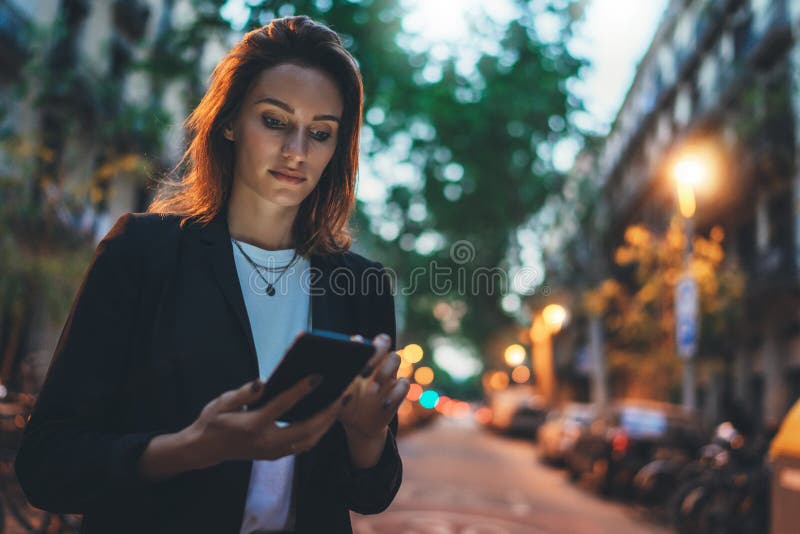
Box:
[2,0,800,532]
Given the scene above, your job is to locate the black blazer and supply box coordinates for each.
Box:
[14,209,402,533]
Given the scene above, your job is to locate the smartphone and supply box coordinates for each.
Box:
[248,330,375,422]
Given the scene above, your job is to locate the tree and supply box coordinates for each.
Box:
[583,220,745,400]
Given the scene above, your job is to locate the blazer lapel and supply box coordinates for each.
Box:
[197,209,259,378]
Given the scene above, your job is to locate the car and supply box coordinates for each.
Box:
[565,399,703,497]
[537,403,596,464]
[486,386,547,438]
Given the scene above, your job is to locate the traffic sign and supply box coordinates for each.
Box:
[675,274,699,359]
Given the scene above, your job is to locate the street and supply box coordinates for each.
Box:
[352,416,671,534]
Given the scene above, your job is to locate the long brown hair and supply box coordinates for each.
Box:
[147,16,363,256]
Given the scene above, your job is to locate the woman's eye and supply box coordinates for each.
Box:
[310,130,331,141]
[262,116,284,128]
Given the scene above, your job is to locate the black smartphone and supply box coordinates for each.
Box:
[248,330,375,422]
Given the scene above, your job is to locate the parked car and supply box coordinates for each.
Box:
[486,386,547,438]
[537,403,596,464]
[565,400,704,497]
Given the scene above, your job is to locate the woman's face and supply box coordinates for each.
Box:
[224,63,343,210]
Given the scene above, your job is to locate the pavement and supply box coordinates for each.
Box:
[351,416,672,534]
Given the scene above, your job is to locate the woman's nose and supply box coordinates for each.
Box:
[281,129,307,162]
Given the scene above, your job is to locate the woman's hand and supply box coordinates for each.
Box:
[337,333,411,440]
[183,375,345,470]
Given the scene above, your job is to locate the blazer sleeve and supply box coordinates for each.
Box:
[335,261,402,514]
[14,213,161,513]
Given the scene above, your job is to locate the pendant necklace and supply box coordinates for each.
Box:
[232,239,299,297]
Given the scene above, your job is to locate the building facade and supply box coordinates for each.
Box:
[593,0,800,426]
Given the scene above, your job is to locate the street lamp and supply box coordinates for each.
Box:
[672,153,711,411]
[530,304,569,406]
[504,344,526,366]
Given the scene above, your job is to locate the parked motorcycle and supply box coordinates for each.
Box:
[672,422,771,534]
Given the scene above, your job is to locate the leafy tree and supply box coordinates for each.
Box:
[583,220,745,400]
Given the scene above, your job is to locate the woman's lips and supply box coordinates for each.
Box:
[269,170,306,184]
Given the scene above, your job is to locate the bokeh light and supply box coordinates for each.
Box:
[488,370,510,390]
[419,389,440,409]
[414,366,434,385]
[511,365,531,384]
[542,304,569,332]
[406,383,423,401]
[403,343,424,364]
[504,344,526,366]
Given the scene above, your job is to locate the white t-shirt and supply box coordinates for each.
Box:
[232,239,311,534]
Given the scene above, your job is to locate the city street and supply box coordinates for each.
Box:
[352,416,671,534]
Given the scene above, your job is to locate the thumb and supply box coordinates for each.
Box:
[216,379,264,413]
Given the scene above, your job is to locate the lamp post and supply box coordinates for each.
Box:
[530,304,568,406]
[672,155,708,411]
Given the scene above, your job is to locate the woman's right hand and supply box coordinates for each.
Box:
[184,375,344,469]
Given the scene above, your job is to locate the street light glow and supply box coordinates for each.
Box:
[504,344,526,366]
[402,344,424,364]
[414,366,435,385]
[542,304,569,333]
[673,155,709,188]
[677,181,696,218]
[511,365,531,384]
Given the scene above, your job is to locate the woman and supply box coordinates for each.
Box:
[15,16,409,533]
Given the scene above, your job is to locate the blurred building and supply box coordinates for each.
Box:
[0,0,232,388]
[591,0,800,427]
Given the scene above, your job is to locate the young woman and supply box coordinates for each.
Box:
[15,16,409,533]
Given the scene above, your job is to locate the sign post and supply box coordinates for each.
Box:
[675,273,698,410]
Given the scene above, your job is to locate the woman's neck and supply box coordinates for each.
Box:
[226,196,299,251]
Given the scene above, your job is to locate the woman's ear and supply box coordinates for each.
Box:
[223,123,234,142]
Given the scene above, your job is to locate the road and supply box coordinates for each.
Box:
[351,416,671,534]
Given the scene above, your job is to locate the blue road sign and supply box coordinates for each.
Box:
[675,275,698,359]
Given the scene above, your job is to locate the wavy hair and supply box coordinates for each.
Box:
[147,16,363,256]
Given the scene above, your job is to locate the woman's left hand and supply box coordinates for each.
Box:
[338,333,410,439]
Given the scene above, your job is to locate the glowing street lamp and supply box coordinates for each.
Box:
[542,304,569,334]
[530,303,569,406]
[672,154,710,219]
[504,344,526,366]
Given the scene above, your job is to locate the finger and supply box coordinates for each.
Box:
[373,352,401,387]
[215,378,266,413]
[359,333,392,378]
[256,374,323,421]
[276,394,346,447]
[380,379,411,414]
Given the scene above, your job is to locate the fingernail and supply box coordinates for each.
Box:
[308,374,323,388]
[382,399,392,409]
[360,365,373,378]
[377,333,391,343]
[250,380,262,393]
[341,394,352,406]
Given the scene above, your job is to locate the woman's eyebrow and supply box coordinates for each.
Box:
[255,96,340,123]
